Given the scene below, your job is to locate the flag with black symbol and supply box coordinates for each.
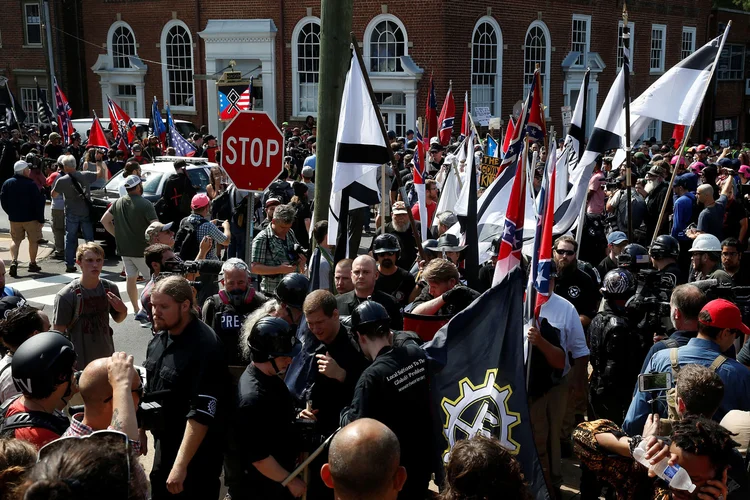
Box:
[328,48,388,261]
[36,83,54,128]
[0,78,26,127]
[424,268,550,500]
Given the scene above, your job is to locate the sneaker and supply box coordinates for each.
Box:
[53,252,65,260]
[65,265,77,273]
[28,263,41,273]
[37,238,49,245]
[136,275,145,283]
[8,262,17,278]
[120,269,127,277]
[134,310,149,323]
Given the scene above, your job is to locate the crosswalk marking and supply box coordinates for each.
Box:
[11,273,79,292]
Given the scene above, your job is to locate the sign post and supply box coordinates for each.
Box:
[561,105,572,136]
[221,110,284,265]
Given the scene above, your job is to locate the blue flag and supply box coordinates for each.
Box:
[424,268,550,500]
[486,135,499,158]
[151,97,167,146]
[165,103,196,157]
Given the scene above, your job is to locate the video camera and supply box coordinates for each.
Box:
[162,259,224,276]
[625,269,673,336]
[691,279,750,326]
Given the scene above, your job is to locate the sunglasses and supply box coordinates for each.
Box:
[377,252,396,256]
[38,430,131,497]
[554,248,576,256]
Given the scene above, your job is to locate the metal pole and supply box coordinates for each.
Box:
[380,163,386,234]
[42,0,56,115]
[246,191,255,266]
[623,7,633,242]
[312,0,354,229]
[282,428,341,486]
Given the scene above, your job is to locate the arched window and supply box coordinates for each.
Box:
[161,21,195,110]
[292,17,321,116]
[471,17,502,116]
[111,25,136,69]
[524,21,551,113]
[367,16,406,73]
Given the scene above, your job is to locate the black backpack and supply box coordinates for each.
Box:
[232,195,250,229]
[211,190,233,222]
[0,395,70,438]
[173,217,204,260]
[267,181,291,204]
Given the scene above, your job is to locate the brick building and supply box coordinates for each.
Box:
[6,0,744,145]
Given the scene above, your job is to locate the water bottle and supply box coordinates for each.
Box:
[632,440,696,492]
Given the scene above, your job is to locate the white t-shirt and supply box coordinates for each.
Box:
[0,354,19,404]
[536,293,590,377]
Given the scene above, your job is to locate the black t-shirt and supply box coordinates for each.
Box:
[477,263,494,293]
[375,267,416,308]
[597,255,618,279]
[43,143,64,159]
[228,364,297,498]
[291,201,311,250]
[381,223,419,269]
[410,285,481,317]
[658,262,688,289]
[723,198,747,241]
[554,266,600,319]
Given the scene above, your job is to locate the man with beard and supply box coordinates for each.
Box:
[689,234,732,284]
[372,234,415,309]
[336,255,402,330]
[411,179,439,228]
[644,164,672,243]
[379,201,418,269]
[143,135,162,161]
[721,238,749,286]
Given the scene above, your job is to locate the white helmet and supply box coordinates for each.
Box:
[688,234,722,253]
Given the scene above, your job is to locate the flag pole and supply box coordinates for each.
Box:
[623,5,634,242]
[651,20,732,245]
[350,33,426,261]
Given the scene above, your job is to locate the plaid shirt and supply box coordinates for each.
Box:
[63,413,148,492]
[251,224,299,293]
[187,214,228,260]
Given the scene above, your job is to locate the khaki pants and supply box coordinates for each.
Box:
[562,358,589,440]
[530,375,569,489]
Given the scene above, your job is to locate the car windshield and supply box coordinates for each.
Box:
[104,169,163,195]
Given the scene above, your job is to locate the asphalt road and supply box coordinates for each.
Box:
[0,204,151,364]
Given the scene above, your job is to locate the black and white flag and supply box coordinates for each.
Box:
[36,83,54,127]
[554,70,589,212]
[327,48,389,259]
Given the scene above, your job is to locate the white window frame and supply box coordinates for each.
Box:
[718,44,745,81]
[650,24,666,74]
[160,19,195,113]
[470,16,503,118]
[571,14,591,68]
[20,87,42,124]
[107,21,137,69]
[23,2,42,46]
[617,21,635,73]
[640,120,662,142]
[291,16,321,118]
[681,27,696,60]
[363,14,409,74]
[523,20,551,116]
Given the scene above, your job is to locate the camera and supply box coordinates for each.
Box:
[625,269,673,337]
[138,389,169,432]
[162,259,224,276]
[287,243,308,263]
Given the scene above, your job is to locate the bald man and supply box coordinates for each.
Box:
[335,256,403,330]
[321,419,406,500]
[63,352,143,451]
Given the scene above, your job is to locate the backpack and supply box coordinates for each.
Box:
[232,195,250,229]
[173,217,204,260]
[666,348,727,421]
[267,181,291,204]
[68,278,113,332]
[211,190,233,222]
[0,395,70,438]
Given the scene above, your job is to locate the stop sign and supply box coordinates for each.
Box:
[221,111,284,191]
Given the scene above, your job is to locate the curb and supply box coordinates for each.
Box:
[0,233,56,265]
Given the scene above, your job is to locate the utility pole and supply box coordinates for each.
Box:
[313,0,354,227]
[41,0,56,113]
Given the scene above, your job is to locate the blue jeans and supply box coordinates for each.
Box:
[228,219,246,260]
[65,213,94,266]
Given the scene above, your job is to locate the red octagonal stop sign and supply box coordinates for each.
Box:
[221,111,284,191]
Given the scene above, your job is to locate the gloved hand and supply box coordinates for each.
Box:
[441,285,474,305]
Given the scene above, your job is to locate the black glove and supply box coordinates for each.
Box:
[441,285,473,305]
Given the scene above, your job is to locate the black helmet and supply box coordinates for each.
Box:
[275,273,309,309]
[616,243,651,270]
[373,233,401,255]
[12,332,76,399]
[601,269,637,299]
[406,139,418,150]
[248,317,300,362]
[650,235,680,260]
[351,300,391,338]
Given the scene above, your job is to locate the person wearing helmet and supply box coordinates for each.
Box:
[226,316,308,499]
[688,234,732,284]
[616,242,652,272]
[0,303,50,403]
[336,256,403,330]
[202,258,268,367]
[145,276,228,500]
[274,273,309,327]
[650,234,687,288]
[342,300,435,500]
[588,269,640,423]
[373,233,416,308]
[0,331,76,448]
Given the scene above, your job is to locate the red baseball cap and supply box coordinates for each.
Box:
[191,193,210,210]
[699,299,750,336]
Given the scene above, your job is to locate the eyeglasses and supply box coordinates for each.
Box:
[554,248,576,257]
[722,251,739,257]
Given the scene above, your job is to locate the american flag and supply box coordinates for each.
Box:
[54,78,74,144]
[492,139,527,286]
[165,103,196,157]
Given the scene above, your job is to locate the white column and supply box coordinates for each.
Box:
[135,82,146,119]
[261,57,276,123]
[404,89,417,133]
[100,80,111,118]
[206,57,219,137]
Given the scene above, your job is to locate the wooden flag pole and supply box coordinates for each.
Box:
[350,33,426,261]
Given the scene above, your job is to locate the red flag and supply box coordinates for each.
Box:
[437,86,455,146]
[107,96,137,144]
[87,113,109,150]
[527,70,547,142]
[672,124,686,151]
[423,76,437,142]
[461,91,469,137]
[502,116,517,156]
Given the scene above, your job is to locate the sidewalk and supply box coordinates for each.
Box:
[0,233,55,267]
